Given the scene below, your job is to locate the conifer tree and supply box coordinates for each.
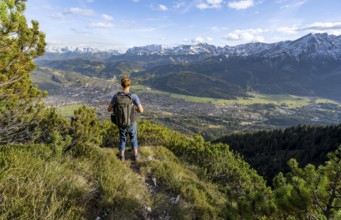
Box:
[65,106,103,156]
[0,0,46,144]
[273,146,341,219]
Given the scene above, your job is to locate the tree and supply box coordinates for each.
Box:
[273,146,341,219]
[64,106,103,156]
[0,0,46,144]
[35,106,71,155]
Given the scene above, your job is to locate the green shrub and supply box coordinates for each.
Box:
[65,106,103,156]
[100,120,119,148]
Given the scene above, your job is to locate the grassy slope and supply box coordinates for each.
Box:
[31,67,64,95]
[0,144,226,220]
[0,144,149,219]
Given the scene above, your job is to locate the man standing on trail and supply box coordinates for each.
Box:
[107,76,144,161]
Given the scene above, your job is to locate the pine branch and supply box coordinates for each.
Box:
[0,74,25,87]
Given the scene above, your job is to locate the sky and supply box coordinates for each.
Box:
[25,0,341,51]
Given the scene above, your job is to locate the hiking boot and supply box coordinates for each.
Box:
[119,155,125,161]
[134,154,141,161]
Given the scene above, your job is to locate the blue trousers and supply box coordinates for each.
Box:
[118,122,138,151]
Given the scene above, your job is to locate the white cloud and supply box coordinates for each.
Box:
[192,36,213,44]
[225,29,267,42]
[102,14,113,21]
[89,22,113,28]
[196,0,223,10]
[192,36,205,43]
[228,0,254,10]
[274,22,341,35]
[173,1,186,9]
[208,0,223,4]
[51,7,95,19]
[276,27,297,34]
[67,8,94,16]
[211,26,229,32]
[303,22,341,31]
[159,4,168,11]
[209,0,223,8]
[226,32,240,40]
[50,13,66,19]
[227,32,256,41]
[281,0,306,9]
[196,3,209,9]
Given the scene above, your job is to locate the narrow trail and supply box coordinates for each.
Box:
[124,149,160,196]
[122,148,174,220]
[98,147,178,220]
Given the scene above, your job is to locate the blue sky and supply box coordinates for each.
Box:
[25,0,341,50]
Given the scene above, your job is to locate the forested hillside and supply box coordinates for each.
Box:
[133,55,341,101]
[36,59,142,79]
[2,1,341,219]
[214,124,341,184]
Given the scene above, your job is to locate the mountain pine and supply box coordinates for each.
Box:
[0,0,46,144]
[273,146,341,219]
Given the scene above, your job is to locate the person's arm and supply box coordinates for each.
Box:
[108,94,116,112]
[133,94,143,113]
[136,104,143,113]
[107,103,113,112]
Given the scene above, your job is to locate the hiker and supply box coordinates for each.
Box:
[107,76,144,161]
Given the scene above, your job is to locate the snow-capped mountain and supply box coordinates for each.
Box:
[41,33,341,62]
[125,43,220,56]
[124,33,341,61]
[125,44,171,55]
[258,33,341,60]
[46,46,123,55]
[40,47,123,60]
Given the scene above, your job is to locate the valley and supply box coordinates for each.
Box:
[34,67,341,140]
[34,33,341,140]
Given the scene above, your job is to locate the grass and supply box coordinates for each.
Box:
[207,124,224,129]
[170,92,313,107]
[0,141,228,220]
[314,98,340,105]
[57,104,84,117]
[138,146,227,219]
[0,144,151,220]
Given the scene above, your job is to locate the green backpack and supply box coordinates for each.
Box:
[111,92,137,127]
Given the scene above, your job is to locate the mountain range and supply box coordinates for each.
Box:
[43,33,341,61]
[126,33,341,61]
[39,33,341,101]
[42,47,123,60]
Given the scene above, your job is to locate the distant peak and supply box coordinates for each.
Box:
[45,46,123,54]
[44,33,341,61]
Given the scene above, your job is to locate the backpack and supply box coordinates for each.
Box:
[111,92,137,127]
